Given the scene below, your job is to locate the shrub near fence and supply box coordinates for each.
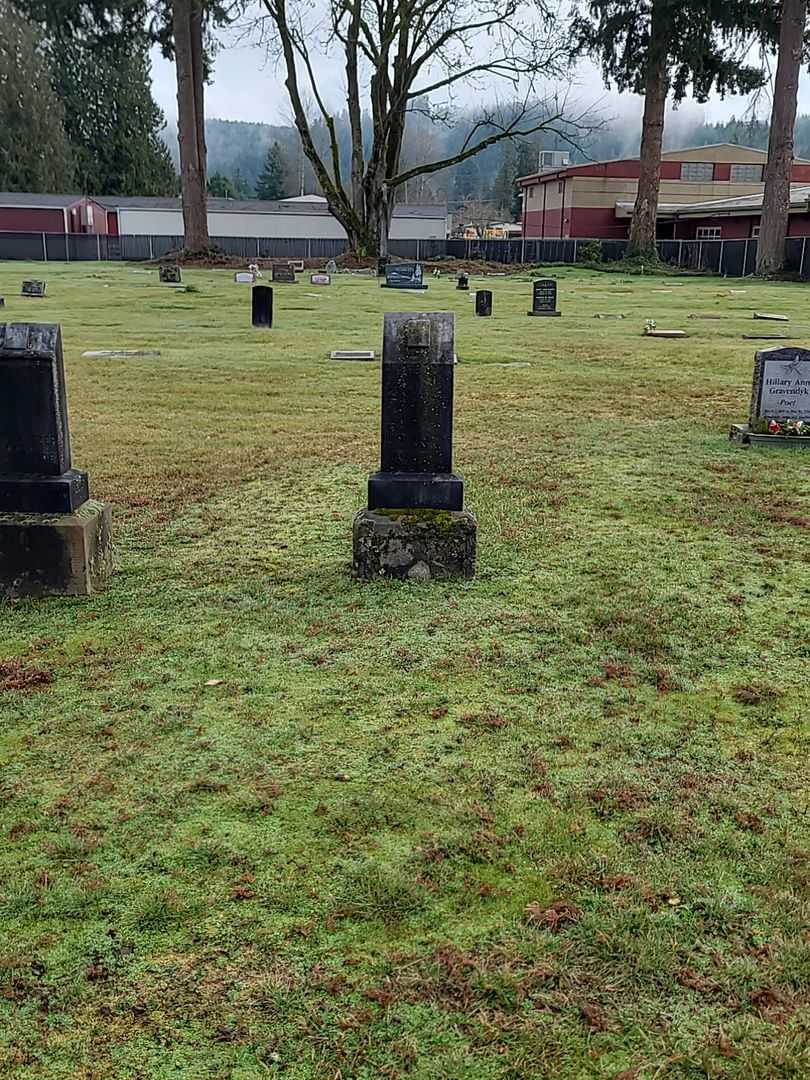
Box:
[1,231,810,278]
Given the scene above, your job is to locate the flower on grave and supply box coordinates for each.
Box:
[644,319,657,334]
[768,420,782,434]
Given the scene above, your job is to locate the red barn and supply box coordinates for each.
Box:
[0,193,110,234]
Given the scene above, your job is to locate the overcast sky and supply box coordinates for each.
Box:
[149,11,809,139]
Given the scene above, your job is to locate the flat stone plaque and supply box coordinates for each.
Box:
[750,347,810,425]
[329,350,375,361]
[272,265,296,283]
[310,273,331,286]
[21,280,46,298]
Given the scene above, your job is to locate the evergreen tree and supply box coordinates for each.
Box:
[49,34,177,195]
[207,172,237,198]
[574,0,767,258]
[255,142,288,200]
[0,2,75,191]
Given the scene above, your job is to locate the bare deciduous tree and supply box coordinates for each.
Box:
[256,0,589,255]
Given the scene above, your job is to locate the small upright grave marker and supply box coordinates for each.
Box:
[310,273,331,286]
[158,265,181,284]
[272,264,296,284]
[475,290,492,317]
[21,280,46,298]
[456,273,469,291]
[325,259,338,274]
[289,259,305,273]
[234,271,255,284]
[353,312,476,580]
[252,285,273,329]
[731,346,810,447]
[381,262,427,290]
[527,279,560,317]
[0,323,112,597]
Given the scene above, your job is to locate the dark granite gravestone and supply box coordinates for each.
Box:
[381,263,428,290]
[252,285,273,329]
[475,290,492,317]
[377,256,390,278]
[353,312,476,580]
[456,273,469,291]
[0,323,112,597]
[0,298,4,308]
[272,264,296,283]
[21,280,46,298]
[528,278,560,317]
[158,265,181,284]
[0,323,88,513]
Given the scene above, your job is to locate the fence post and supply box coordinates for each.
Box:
[573,239,578,264]
[801,237,807,278]
[742,241,749,278]
[148,235,154,260]
[678,239,683,267]
[97,234,101,262]
[416,239,421,262]
[65,234,70,263]
[307,237,312,259]
[42,233,47,261]
[718,240,724,277]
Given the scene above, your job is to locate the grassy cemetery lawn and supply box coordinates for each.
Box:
[2,261,810,1079]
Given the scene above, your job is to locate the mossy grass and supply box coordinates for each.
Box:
[1,261,810,1077]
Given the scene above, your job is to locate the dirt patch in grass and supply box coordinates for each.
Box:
[0,658,54,693]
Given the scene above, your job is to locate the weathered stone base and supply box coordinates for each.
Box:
[527,310,561,317]
[353,508,476,581]
[730,424,810,449]
[0,500,113,599]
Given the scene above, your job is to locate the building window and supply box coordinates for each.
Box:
[730,163,764,183]
[696,226,721,240]
[681,162,715,182]
[751,225,761,239]
[558,181,564,193]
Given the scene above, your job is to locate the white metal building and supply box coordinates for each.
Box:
[100,196,449,240]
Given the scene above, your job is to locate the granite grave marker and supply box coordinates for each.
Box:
[272,264,296,283]
[0,323,112,597]
[730,346,810,447]
[381,262,427,290]
[353,312,476,580]
[528,278,560,317]
[475,290,492,317]
[159,265,181,284]
[21,280,46,298]
[252,285,273,328]
[456,273,469,291]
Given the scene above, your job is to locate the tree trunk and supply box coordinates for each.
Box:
[173,0,209,252]
[756,0,807,275]
[628,45,668,259]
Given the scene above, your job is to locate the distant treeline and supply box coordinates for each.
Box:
[162,112,808,221]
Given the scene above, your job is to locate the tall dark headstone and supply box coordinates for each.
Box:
[353,312,476,580]
[272,264,296,283]
[159,265,181,284]
[252,285,273,329]
[528,278,560,317]
[0,323,112,597]
[456,273,469,291]
[730,346,810,447]
[381,263,428,290]
[475,290,492,317]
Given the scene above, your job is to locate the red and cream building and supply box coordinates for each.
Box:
[519,144,810,240]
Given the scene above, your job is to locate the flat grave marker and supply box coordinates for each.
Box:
[234,271,256,284]
[754,312,789,322]
[329,350,376,361]
[21,280,46,298]
[158,265,181,284]
[310,273,331,286]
